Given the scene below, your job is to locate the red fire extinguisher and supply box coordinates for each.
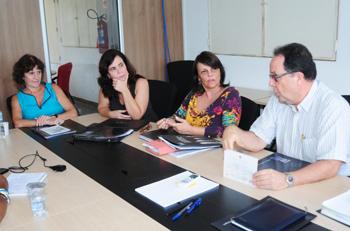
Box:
[97,18,109,53]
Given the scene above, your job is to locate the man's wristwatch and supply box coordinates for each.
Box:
[0,188,10,204]
[285,173,294,187]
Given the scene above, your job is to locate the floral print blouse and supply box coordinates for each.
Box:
[175,86,241,137]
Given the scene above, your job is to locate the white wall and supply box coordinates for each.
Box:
[58,47,101,103]
[183,0,350,95]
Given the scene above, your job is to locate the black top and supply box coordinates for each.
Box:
[109,81,158,122]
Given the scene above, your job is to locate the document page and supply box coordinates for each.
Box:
[40,125,70,135]
[223,150,258,186]
[7,172,47,196]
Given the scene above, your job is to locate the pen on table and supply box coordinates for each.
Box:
[139,122,151,133]
[186,198,202,214]
[172,201,194,221]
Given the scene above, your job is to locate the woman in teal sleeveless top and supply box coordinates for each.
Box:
[11,54,78,128]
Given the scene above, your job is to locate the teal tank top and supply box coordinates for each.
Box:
[17,83,65,119]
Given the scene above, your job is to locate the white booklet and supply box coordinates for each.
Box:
[34,125,76,139]
[40,125,70,135]
[7,172,47,196]
[321,189,350,226]
[135,171,219,208]
[223,150,258,186]
[170,148,212,158]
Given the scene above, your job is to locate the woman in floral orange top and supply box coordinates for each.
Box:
[157,51,241,137]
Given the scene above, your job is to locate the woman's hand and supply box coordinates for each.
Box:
[112,77,128,93]
[109,110,132,120]
[156,117,176,130]
[167,116,193,134]
[35,116,63,126]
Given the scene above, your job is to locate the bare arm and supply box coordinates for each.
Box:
[52,84,78,120]
[12,85,78,128]
[167,116,205,136]
[0,175,8,223]
[253,160,342,190]
[120,78,149,120]
[97,89,131,119]
[11,95,37,128]
[222,125,266,151]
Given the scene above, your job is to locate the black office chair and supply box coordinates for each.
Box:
[167,60,195,112]
[238,96,260,131]
[342,95,350,105]
[148,80,177,119]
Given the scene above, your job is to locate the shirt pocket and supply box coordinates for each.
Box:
[301,137,317,162]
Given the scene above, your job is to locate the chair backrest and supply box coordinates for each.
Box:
[148,80,177,118]
[167,60,195,112]
[56,62,73,97]
[238,96,261,131]
[342,95,350,105]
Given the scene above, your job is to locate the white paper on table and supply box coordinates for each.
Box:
[7,172,47,196]
[321,189,350,226]
[40,125,70,135]
[135,171,219,208]
[223,150,258,186]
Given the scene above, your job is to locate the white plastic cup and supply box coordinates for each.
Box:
[26,182,48,217]
[0,122,9,138]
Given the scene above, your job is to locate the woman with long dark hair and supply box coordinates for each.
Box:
[97,49,157,121]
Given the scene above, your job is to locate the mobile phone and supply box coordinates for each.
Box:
[177,174,200,188]
[0,168,9,175]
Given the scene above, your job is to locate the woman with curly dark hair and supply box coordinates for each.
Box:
[11,54,77,128]
[97,49,157,121]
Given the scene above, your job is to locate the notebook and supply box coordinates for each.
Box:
[73,125,133,142]
[135,171,219,208]
[211,196,315,231]
[139,129,177,142]
[158,134,222,150]
[33,125,76,139]
[320,190,350,226]
[258,152,310,172]
[99,118,148,130]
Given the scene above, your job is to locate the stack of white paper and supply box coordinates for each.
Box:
[321,190,350,226]
[135,171,219,207]
[7,172,47,196]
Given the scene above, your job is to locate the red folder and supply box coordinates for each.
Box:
[143,140,176,155]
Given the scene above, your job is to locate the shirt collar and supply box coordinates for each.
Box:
[294,80,318,112]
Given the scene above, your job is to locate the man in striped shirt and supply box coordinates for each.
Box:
[223,43,350,190]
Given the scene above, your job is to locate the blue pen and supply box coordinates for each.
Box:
[186,198,202,214]
[172,201,193,221]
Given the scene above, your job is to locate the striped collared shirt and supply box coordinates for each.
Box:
[251,81,350,175]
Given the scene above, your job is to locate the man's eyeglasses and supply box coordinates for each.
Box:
[269,72,294,82]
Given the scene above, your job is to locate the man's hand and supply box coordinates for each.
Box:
[222,125,240,150]
[252,169,288,190]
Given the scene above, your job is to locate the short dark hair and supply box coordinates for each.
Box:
[273,43,317,80]
[97,49,142,97]
[193,51,228,93]
[12,54,45,88]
